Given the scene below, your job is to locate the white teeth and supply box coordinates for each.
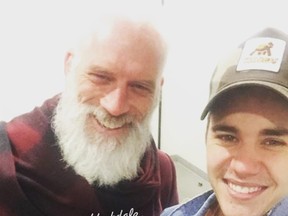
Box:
[228,182,261,194]
[99,120,125,129]
[91,108,133,130]
[97,116,131,129]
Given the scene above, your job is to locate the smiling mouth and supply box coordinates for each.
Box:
[98,120,123,129]
[91,114,132,130]
[228,182,262,194]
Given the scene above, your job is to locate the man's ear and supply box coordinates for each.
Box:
[160,77,164,86]
[64,52,73,75]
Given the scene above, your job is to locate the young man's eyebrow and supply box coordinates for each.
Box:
[211,124,237,133]
[260,128,288,136]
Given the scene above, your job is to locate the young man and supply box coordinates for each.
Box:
[162,27,288,215]
[0,10,178,216]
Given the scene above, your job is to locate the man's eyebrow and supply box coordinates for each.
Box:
[260,128,288,136]
[88,65,111,74]
[211,124,237,133]
[131,80,155,88]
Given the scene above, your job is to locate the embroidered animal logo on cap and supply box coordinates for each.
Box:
[237,37,286,73]
[250,42,273,56]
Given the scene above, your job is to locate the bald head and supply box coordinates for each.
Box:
[65,12,168,75]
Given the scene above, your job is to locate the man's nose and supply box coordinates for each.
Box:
[230,144,261,177]
[100,88,130,116]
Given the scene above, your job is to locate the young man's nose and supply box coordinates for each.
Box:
[230,144,261,177]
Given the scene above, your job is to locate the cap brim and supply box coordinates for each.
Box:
[200,80,288,120]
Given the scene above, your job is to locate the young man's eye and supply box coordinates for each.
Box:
[262,138,286,147]
[216,134,237,143]
[223,135,236,142]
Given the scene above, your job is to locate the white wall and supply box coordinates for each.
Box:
[0,1,66,120]
[1,0,288,173]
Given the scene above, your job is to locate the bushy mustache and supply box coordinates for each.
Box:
[83,104,142,131]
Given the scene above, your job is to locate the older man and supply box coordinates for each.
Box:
[0,11,178,216]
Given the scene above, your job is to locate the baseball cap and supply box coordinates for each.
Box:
[201,27,288,120]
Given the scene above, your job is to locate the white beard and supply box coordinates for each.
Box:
[52,89,153,187]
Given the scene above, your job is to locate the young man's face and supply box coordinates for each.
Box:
[206,87,288,216]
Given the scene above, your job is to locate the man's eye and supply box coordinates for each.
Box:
[132,84,148,90]
[217,134,237,143]
[262,139,286,147]
[130,83,153,94]
[88,72,113,83]
[93,74,111,81]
